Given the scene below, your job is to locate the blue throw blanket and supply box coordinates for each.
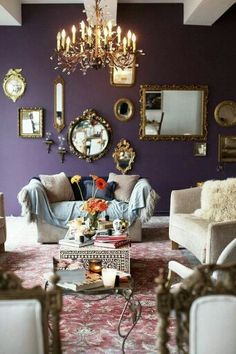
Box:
[18,178,159,229]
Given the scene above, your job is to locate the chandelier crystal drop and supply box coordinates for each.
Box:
[51,0,145,75]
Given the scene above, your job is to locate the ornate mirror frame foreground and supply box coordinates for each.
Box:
[54,76,65,133]
[139,84,208,141]
[112,139,136,174]
[68,109,112,162]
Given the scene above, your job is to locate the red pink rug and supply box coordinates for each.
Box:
[0,221,195,353]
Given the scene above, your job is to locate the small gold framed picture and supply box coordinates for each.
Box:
[193,142,207,157]
[110,61,136,87]
[18,107,43,138]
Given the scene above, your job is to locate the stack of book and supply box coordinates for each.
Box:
[94,231,131,249]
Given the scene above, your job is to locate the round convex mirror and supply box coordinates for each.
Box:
[68,109,112,162]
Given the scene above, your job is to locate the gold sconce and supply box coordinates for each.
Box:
[58,135,67,163]
[44,132,54,153]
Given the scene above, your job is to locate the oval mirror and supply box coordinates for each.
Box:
[68,109,112,162]
[112,139,135,174]
[214,101,236,127]
[54,76,65,133]
[114,98,134,122]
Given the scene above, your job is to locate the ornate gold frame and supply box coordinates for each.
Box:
[2,68,26,102]
[68,109,112,162]
[112,139,136,174]
[218,134,236,163]
[18,107,43,138]
[114,98,134,122]
[214,100,236,127]
[110,59,136,87]
[139,84,208,141]
[54,76,65,133]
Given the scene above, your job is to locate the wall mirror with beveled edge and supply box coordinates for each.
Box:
[68,109,112,162]
[54,76,65,133]
[114,98,134,122]
[139,84,208,141]
[214,100,236,127]
[112,139,136,174]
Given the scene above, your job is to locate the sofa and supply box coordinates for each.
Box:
[169,183,236,263]
[18,172,159,243]
[0,193,6,252]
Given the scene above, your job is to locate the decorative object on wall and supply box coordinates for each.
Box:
[193,142,207,157]
[54,76,65,133]
[114,98,134,122]
[110,60,136,87]
[18,107,43,138]
[58,134,67,163]
[214,100,236,127]
[51,0,144,75]
[218,135,236,163]
[3,68,26,102]
[139,84,208,141]
[68,109,112,162]
[112,139,135,174]
[44,131,54,153]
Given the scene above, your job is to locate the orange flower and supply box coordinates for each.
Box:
[96,177,107,190]
[81,198,108,214]
[90,175,98,181]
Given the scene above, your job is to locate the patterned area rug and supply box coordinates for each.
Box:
[1,217,197,354]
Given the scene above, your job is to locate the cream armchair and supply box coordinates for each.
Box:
[169,186,236,263]
[0,193,6,252]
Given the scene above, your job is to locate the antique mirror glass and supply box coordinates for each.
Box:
[112,139,135,174]
[139,84,208,141]
[68,109,112,162]
[54,76,65,133]
[114,98,134,122]
[214,101,236,127]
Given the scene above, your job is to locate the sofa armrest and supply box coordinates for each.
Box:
[170,187,202,218]
[206,220,236,263]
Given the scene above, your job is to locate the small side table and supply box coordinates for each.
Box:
[59,244,130,273]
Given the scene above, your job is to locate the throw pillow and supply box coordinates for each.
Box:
[39,172,75,203]
[194,178,236,222]
[107,173,140,202]
[83,180,117,201]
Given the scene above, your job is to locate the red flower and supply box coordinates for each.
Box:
[96,178,107,190]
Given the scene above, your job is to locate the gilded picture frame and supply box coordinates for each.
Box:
[110,60,136,87]
[193,142,207,157]
[18,107,43,138]
[218,135,236,163]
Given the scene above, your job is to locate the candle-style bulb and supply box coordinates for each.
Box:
[71,25,76,44]
[61,29,66,49]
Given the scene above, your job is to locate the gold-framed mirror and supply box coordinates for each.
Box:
[54,76,65,133]
[214,101,236,127]
[114,98,134,122]
[68,109,112,162]
[139,84,208,141]
[112,139,135,174]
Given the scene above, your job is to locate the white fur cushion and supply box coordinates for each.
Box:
[194,178,236,222]
[39,172,75,203]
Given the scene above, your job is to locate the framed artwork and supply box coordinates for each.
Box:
[18,107,43,138]
[218,135,236,163]
[193,142,207,157]
[145,91,162,110]
[110,61,136,87]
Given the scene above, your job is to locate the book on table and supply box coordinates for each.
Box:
[59,239,94,248]
[94,239,131,249]
[51,258,103,291]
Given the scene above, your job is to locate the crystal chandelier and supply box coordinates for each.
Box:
[51,0,144,75]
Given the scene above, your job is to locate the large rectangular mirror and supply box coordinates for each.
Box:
[139,84,208,141]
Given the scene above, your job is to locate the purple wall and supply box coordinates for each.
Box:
[0,3,236,216]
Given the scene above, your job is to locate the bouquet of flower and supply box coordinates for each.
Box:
[71,174,109,233]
